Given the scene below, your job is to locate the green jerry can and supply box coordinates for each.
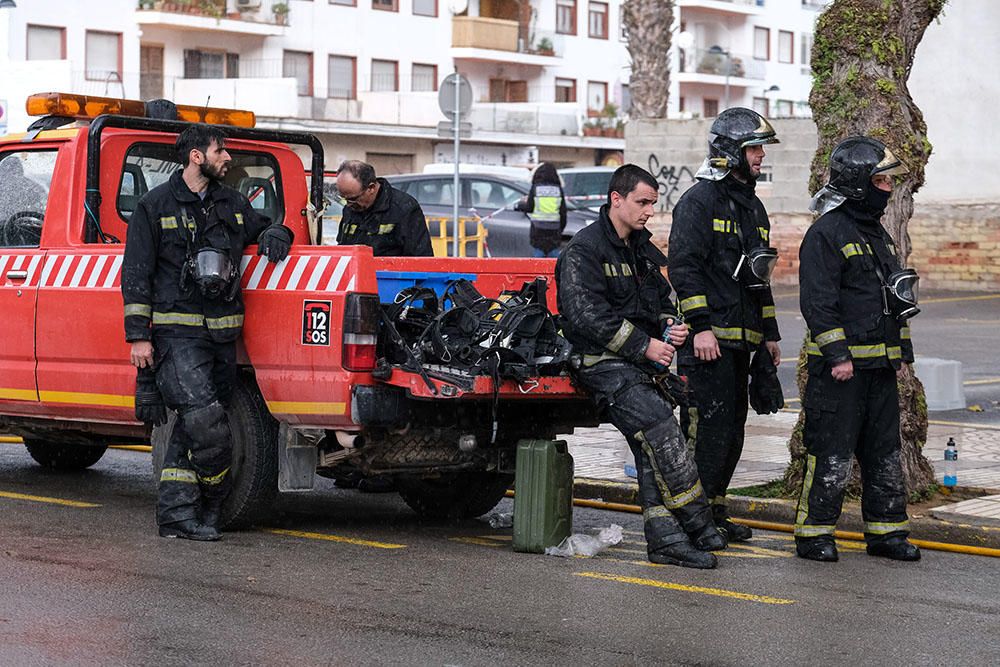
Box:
[513,439,574,553]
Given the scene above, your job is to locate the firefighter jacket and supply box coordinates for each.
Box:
[556,205,679,366]
[337,178,433,257]
[668,176,779,358]
[799,203,914,371]
[122,170,283,344]
[515,183,567,253]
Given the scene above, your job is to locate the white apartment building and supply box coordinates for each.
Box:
[0,0,825,173]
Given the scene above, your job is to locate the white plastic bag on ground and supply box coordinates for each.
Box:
[544,524,624,558]
[480,512,513,528]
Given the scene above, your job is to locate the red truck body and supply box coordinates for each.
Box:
[0,99,595,523]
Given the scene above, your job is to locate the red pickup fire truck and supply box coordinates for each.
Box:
[0,93,596,527]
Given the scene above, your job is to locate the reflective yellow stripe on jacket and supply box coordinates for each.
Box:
[152,312,245,330]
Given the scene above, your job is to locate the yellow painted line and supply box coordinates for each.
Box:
[927,419,1000,431]
[963,377,1000,386]
[0,490,100,508]
[576,572,795,605]
[38,390,133,408]
[451,536,505,547]
[264,528,405,549]
[109,445,152,453]
[922,294,1000,304]
[265,401,346,415]
[0,388,40,401]
[1,436,23,443]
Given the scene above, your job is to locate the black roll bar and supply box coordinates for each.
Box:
[84,114,325,244]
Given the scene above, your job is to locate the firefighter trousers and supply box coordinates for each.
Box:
[679,347,751,522]
[576,361,714,554]
[795,366,910,544]
[153,334,237,526]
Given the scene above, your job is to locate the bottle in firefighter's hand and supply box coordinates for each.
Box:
[943,437,958,488]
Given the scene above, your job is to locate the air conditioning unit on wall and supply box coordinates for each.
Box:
[235,0,262,11]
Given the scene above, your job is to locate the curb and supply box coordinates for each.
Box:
[573,477,1000,551]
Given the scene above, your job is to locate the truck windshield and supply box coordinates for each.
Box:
[118,143,284,224]
[0,150,57,248]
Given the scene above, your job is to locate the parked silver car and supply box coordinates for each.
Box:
[386,173,598,257]
[558,166,616,213]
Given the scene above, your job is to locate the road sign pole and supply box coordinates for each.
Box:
[452,69,461,257]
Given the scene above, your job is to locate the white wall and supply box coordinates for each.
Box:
[910,0,1000,203]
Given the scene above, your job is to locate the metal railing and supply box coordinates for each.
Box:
[677,47,765,80]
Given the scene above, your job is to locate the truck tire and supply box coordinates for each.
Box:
[397,472,514,520]
[23,439,108,470]
[151,374,279,529]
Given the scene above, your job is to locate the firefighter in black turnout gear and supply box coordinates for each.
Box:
[668,108,782,543]
[336,160,433,257]
[557,164,725,569]
[795,136,920,562]
[123,124,292,541]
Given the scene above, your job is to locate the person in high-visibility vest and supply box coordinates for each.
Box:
[515,162,567,258]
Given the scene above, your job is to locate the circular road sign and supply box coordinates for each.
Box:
[438,73,473,120]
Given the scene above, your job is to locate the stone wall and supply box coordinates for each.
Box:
[627,119,1000,292]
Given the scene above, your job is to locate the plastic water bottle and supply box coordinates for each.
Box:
[943,437,958,487]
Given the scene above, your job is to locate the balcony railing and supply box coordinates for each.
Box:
[677,47,765,80]
[452,16,519,52]
[136,0,288,27]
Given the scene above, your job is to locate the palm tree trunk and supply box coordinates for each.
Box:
[622,0,674,119]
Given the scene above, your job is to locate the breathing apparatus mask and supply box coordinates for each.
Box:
[732,246,778,289]
[883,268,920,320]
[185,246,238,301]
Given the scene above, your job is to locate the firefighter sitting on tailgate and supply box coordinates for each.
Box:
[556,164,724,569]
[122,124,293,541]
[795,136,920,563]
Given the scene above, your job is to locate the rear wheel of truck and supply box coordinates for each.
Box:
[396,472,514,520]
[23,440,108,470]
[151,373,279,530]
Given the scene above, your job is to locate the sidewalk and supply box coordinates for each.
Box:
[565,410,1000,546]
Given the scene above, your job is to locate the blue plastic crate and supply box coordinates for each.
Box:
[376,271,478,304]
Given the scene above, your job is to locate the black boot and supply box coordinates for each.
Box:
[796,536,838,562]
[718,518,753,542]
[649,541,719,569]
[159,518,221,542]
[867,537,921,561]
[201,498,224,533]
[691,524,727,551]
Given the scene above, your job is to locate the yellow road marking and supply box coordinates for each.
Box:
[964,377,1000,386]
[109,445,152,453]
[0,490,100,508]
[727,543,793,558]
[576,572,795,605]
[922,293,1000,304]
[265,528,406,549]
[450,536,505,547]
[927,419,1000,431]
[606,545,774,560]
[0,436,23,443]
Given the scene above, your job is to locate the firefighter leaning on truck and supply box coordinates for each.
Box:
[122,124,293,541]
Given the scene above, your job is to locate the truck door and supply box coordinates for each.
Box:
[0,149,56,412]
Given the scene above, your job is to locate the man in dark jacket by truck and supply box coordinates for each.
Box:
[668,107,782,543]
[336,160,433,257]
[557,164,724,569]
[122,124,292,541]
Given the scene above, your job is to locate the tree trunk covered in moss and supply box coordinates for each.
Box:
[784,0,944,499]
[622,0,674,119]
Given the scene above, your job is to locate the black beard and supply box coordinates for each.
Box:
[199,161,225,182]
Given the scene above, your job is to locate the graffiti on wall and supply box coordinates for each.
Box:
[647,154,696,211]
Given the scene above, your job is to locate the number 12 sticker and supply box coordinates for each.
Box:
[302,300,332,346]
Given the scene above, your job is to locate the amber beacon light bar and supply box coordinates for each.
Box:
[25,92,257,128]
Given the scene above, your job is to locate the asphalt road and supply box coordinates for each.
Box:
[3,444,1000,666]
[771,289,1000,424]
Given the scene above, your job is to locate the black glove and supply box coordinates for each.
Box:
[748,343,784,415]
[135,367,167,426]
[257,224,293,263]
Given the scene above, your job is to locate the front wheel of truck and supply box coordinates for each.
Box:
[23,440,108,470]
[396,472,514,520]
[151,373,279,529]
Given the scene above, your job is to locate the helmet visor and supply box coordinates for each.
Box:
[748,247,779,283]
[872,146,909,177]
[886,268,920,319]
[194,247,233,280]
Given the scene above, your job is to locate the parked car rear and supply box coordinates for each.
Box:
[558,166,615,213]
[386,172,597,257]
